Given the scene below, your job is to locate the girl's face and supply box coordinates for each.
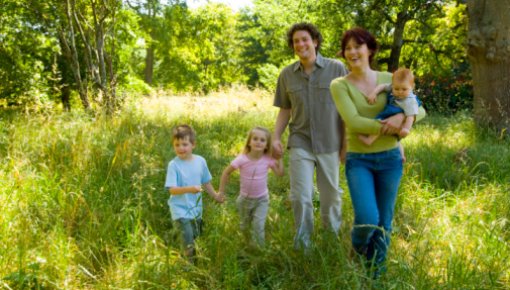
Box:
[343,38,371,69]
[173,136,195,160]
[248,129,269,153]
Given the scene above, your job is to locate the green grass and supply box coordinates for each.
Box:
[1,89,509,289]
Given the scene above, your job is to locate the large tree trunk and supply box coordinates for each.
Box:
[467,0,510,133]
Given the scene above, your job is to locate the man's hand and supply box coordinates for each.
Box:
[340,149,346,165]
[272,140,284,159]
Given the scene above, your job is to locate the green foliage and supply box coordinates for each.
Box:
[153,3,245,93]
[256,63,280,91]
[416,62,473,115]
[1,93,509,288]
[1,0,472,112]
[0,1,59,106]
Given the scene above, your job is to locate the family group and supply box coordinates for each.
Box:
[164,23,425,278]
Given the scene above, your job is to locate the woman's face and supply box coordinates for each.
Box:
[343,38,371,69]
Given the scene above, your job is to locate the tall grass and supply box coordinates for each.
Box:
[1,87,509,289]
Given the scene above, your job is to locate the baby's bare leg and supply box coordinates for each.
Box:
[399,142,406,164]
[358,134,379,145]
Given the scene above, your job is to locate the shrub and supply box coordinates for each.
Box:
[415,64,473,115]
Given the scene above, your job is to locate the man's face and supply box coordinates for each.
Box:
[292,30,317,61]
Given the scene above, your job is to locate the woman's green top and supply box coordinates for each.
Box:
[330,71,426,153]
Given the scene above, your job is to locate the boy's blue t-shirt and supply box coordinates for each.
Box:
[165,154,212,220]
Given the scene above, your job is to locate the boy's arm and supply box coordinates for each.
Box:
[272,158,284,177]
[366,83,390,104]
[218,165,236,195]
[169,185,202,195]
[203,182,224,203]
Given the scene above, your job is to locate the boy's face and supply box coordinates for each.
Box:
[173,136,195,160]
[392,80,413,99]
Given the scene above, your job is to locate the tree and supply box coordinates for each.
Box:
[467,0,510,133]
[125,0,170,85]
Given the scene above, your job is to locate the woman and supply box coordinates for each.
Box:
[330,27,425,276]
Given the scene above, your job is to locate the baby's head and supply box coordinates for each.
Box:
[392,68,415,99]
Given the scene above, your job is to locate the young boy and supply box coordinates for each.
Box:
[359,68,421,161]
[164,124,224,262]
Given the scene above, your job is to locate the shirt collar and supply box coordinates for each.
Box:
[293,53,325,72]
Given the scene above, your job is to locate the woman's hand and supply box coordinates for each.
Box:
[379,113,405,135]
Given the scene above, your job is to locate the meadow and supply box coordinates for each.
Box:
[1,88,509,289]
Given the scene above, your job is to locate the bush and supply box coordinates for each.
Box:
[415,64,473,115]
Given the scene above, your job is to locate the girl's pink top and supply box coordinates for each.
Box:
[230,154,277,198]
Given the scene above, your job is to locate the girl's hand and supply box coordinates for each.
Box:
[214,193,225,203]
[193,185,202,193]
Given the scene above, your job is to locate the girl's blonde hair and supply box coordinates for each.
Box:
[243,126,273,155]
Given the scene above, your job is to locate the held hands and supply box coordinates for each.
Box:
[192,185,202,193]
[214,192,225,203]
[272,140,284,160]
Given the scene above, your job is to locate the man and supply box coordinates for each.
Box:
[272,22,348,249]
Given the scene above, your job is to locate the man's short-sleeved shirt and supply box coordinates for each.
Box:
[165,154,212,220]
[273,53,348,154]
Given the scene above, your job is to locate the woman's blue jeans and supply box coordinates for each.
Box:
[345,147,403,266]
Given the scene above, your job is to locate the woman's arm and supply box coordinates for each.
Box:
[380,105,426,135]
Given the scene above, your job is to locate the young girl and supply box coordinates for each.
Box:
[218,126,284,248]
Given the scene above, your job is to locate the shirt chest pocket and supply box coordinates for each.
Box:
[317,82,334,104]
[287,84,305,105]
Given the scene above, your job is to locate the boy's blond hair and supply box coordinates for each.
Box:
[243,126,273,156]
[392,68,415,88]
[172,124,196,144]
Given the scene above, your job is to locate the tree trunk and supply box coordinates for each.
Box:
[388,11,408,72]
[467,0,510,134]
[144,44,154,84]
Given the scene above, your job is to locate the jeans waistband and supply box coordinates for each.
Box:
[347,147,401,159]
